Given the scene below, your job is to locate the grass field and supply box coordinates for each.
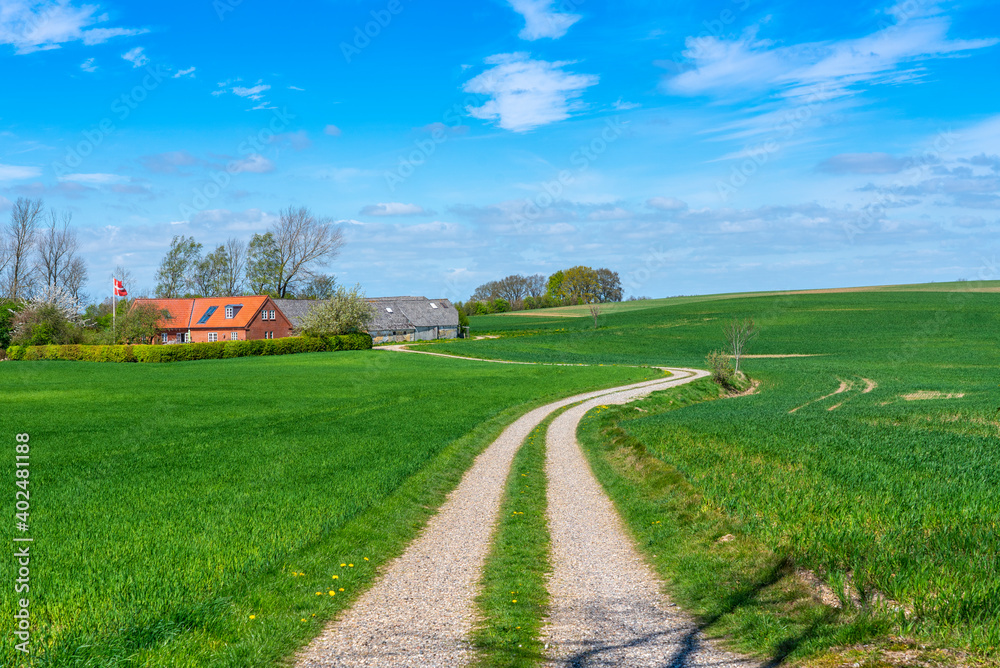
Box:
[417,284,1000,657]
[0,351,658,667]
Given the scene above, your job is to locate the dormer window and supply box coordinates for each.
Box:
[225,306,234,319]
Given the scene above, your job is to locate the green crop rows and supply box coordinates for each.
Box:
[0,351,656,666]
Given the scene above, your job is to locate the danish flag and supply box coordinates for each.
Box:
[113,278,128,297]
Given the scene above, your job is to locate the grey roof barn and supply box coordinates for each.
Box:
[273,296,459,343]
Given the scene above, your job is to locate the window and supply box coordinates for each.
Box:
[269,310,275,320]
[197,306,218,324]
[161,333,168,343]
[430,303,438,309]
[231,332,238,341]
[208,333,218,342]
[261,309,267,320]
[225,306,234,319]
[385,307,393,313]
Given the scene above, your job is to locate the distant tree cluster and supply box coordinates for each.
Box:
[457,266,623,315]
[154,206,344,300]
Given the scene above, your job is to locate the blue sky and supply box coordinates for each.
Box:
[1,0,999,302]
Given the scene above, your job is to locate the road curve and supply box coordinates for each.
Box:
[295,349,706,668]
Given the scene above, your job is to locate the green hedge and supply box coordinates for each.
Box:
[2,334,371,363]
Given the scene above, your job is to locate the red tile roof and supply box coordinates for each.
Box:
[133,296,272,329]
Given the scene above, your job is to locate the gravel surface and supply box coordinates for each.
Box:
[543,368,761,668]
[295,359,692,668]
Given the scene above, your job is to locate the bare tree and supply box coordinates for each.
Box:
[525,274,546,298]
[723,317,758,374]
[589,303,601,328]
[62,256,89,302]
[4,197,43,300]
[36,209,83,291]
[269,206,345,298]
[223,237,247,296]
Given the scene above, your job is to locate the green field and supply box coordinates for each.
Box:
[420,285,1000,655]
[0,351,658,667]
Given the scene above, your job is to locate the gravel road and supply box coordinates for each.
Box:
[295,359,696,668]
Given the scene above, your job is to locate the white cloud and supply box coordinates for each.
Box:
[58,172,127,184]
[324,124,342,137]
[0,164,41,180]
[172,66,196,78]
[230,154,274,174]
[463,53,598,132]
[507,0,580,40]
[0,0,148,54]
[80,57,96,72]
[360,202,430,216]
[232,84,270,100]
[663,12,998,101]
[647,196,688,211]
[288,85,305,91]
[613,98,640,111]
[121,46,147,68]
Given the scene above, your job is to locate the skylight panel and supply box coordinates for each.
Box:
[196,306,218,324]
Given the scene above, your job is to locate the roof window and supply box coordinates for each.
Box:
[430,303,438,308]
[385,307,393,313]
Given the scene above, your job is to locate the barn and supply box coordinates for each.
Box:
[274,296,459,344]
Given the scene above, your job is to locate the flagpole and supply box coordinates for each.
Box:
[112,276,116,343]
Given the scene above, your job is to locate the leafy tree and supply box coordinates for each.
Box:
[155,236,202,298]
[193,244,234,297]
[0,299,24,349]
[11,285,85,346]
[118,302,171,344]
[297,284,373,335]
[561,266,600,304]
[546,270,565,300]
[595,268,623,302]
[246,232,281,296]
[724,317,758,374]
[490,297,510,313]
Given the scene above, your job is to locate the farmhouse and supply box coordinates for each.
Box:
[274,296,459,344]
[131,296,293,343]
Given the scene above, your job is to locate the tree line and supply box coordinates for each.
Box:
[458,266,623,315]
[154,205,344,299]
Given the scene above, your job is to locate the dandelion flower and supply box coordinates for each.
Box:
[512,599,517,603]
[332,575,339,580]
[363,557,369,561]
[329,591,336,596]
[316,592,323,596]
[339,588,344,591]
[348,564,354,567]
[249,615,256,620]
[340,563,346,567]
[301,618,306,622]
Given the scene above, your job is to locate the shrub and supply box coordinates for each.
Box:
[6,345,23,361]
